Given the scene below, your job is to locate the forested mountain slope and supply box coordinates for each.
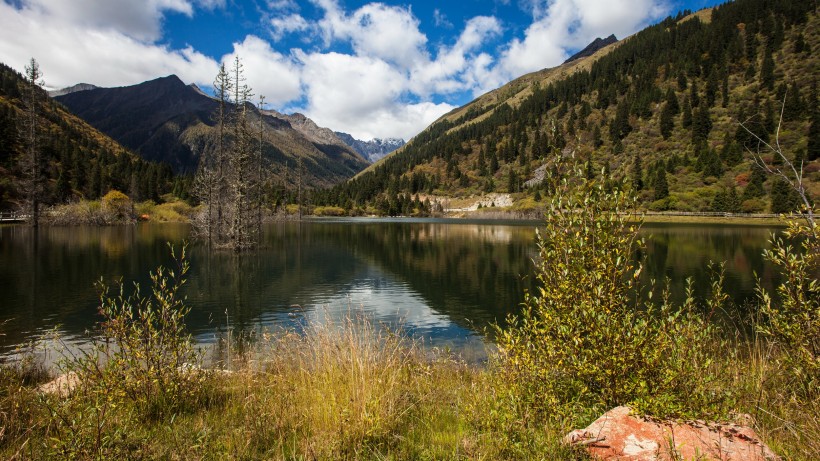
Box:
[0,63,179,210]
[316,0,818,215]
[55,76,369,189]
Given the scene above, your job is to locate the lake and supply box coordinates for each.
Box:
[0,219,781,358]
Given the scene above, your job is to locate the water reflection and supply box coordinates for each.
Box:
[0,219,780,355]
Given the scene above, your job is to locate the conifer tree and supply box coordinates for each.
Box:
[660,102,675,140]
[692,105,712,145]
[681,97,693,128]
[808,86,819,161]
[631,152,643,191]
[653,168,669,201]
[742,166,766,200]
[760,49,775,91]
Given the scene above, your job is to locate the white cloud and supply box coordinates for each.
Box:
[0,1,218,90]
[221,36,302,107]
[314,0,427,70]
[269,14,311,41]
[409,16,502,96]
[26,0,193,42]
[296,51,453,140]
[433,9,453,29]
[266,0,298,11]
[195,0,226,9]
[498,0,669,78]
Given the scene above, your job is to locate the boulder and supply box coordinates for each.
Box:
[565,406,780,461]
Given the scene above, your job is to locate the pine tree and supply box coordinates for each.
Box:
[692,105,712,145]
[808,86,819,161]
[611,101,632,140]
[712,189,727,212]
[721,71,730,108]
[760,49,775,91]
[681,97,693,128]
[653,168,669,201]
[743,166,766,200]
[770,177,801,213]
[660,102,675,139]
[631,152,643,191]
[507,168,518,193]
[665,87,679,114]
[592,125,603,148]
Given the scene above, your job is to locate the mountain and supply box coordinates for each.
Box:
[0,62,178,210]
[316,0,819,216]
[48,83,98,97]
[563,35,618,64]
[54,75,369,188]
[335,132,405,163]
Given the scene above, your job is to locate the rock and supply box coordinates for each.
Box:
[564,406,780,461]
[37,372,80,397]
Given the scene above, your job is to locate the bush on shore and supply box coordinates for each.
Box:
[46,189,135,225]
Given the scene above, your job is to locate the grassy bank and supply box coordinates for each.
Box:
[0,314,817,460]
[0,318,584,460]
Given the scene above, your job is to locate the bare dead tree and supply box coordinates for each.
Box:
[740,95,815,235]
[256,94,266,239]
[193,63,234,246]
[20,58,45,228]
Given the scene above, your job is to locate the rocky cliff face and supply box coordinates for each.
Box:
[270,111,349,148]
[334,132,405,163]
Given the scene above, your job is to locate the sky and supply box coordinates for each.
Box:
[0,0,722,141]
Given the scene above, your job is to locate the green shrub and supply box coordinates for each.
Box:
[68,243,205,419]
[495,157,733,423]
[757,219,819,401]
[101,190,133,221]
[313,205,347,216]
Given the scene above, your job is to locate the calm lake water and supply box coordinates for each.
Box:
[0,219,782,357]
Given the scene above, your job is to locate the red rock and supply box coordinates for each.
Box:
[565,406,780,461]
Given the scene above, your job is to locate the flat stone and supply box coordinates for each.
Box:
[564,406,780,461]
[37,372,80,397]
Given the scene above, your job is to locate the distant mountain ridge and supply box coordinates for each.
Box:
[54,75,369,188]
[48,83,98,97]
[334,132,405,163]
[563,34,618,64]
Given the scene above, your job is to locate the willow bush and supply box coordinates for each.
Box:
[757,219,819,401]
[495,158,734,424]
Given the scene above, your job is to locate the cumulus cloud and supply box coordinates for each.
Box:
[313,0,428,70]
[409,16,502,96]
[0,1,218,90]
[220,36,302,106]
[498,0,669,78]
[25,0,193,42]
[269,14,311,41]
[296,51,453,140]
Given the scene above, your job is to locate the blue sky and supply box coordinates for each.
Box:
[1,0,722,140]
